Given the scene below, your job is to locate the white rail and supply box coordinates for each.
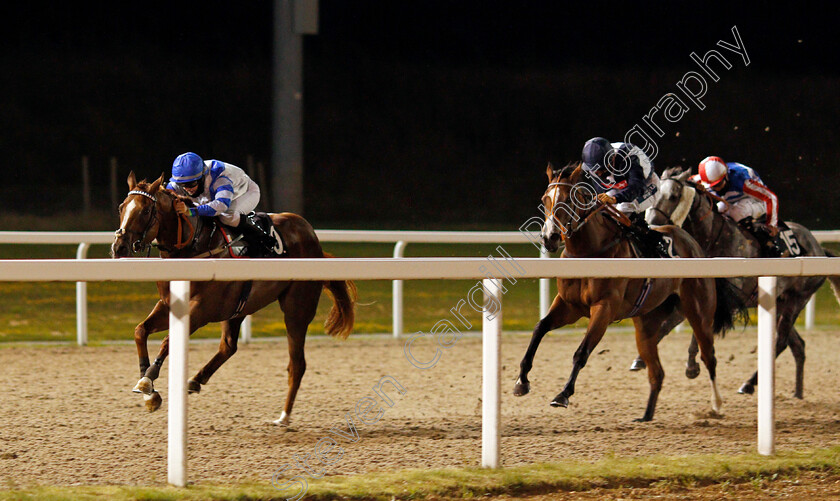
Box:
[0,230,550,345]
[0,256,836,485]
[0,230,837,344]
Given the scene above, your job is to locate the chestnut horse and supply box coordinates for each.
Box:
[513,163,744,421]
[111,172,356,426]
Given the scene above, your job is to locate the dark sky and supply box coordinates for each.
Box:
[4,1,836,73]
[1,2,838,225]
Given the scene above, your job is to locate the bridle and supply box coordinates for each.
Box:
[544,181,623,236]
[115,190,159,256]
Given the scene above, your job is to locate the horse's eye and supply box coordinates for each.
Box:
[142,208,150,215]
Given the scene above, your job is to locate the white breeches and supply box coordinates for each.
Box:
[718,196,765,224]
[217,180,261,226]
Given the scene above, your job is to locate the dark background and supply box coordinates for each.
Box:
[1,1,838,229]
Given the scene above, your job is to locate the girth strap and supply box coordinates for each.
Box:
[231,281,253,319]
[627,278,654,318]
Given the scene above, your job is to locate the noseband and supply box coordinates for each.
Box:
[115,190,158,256]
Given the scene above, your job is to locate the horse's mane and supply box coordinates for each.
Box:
[133,180,195,207]
[551,161,580,180]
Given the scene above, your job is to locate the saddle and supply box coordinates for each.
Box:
[221,212,285,258]
[737,217,801,258]
[623,213,675,258]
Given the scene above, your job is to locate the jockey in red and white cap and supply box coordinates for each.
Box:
[691,156,780,235]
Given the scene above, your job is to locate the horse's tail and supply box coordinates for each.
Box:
[713,277,749,336]
[322,252,356,339]
[823,248,840,307]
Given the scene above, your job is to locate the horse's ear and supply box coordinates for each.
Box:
[546,162,554,181]
[676,168,692,181]
[127,171,137,190]
[149,173,165,193]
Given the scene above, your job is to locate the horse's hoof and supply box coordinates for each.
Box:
[133,377,153,395]
[272,411,290,427]
[187,379,201,394]
[629,358,646,371]
[793,391,803,400]
[550,395,569,408]
[513,378,530,397]
[144,391,162,412]
[633,416,652,423]
[738,382,755,395]
[685,364,701,379]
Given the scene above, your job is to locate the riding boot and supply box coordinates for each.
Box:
[753,223,783,258]
[739,218,781,257]
[630,213,668,257]
[236,215,277,257]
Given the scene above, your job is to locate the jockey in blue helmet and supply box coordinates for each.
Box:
[168,152,276,255]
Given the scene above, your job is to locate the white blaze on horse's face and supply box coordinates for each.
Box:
[120,199,141,231]
[542,184,562,236]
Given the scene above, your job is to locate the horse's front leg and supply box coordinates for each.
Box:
[551,300,613,408]
[188,317,244,394]
[132,300,169,393]
[514,297,582,397]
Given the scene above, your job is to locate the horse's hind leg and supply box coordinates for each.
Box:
[633,313,666,422]
[738,308,800,396]
[514,297,581,397]
[681,278,722,413]
[273,282,321,427]
[788,326,805,398]
[628,308,684,372]
[188,317,245,394]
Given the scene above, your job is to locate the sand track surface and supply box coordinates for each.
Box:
[1,328,839,488]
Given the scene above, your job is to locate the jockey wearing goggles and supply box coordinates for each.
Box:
[167,152,276,254]
[692,156,781,255]
[580,137,666,257]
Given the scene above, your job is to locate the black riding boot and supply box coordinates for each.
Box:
[630,213,669,257]
[753,224,783,257]
[236,216,277,257]
[739,218,781,257]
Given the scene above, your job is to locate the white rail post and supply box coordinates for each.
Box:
[757,276,777,456]
[539,248,550,319]
[482,278,501,468]
[392,241,407,338]
[805,294,816,330]
[240,315,252,343]
[75,243,90,346]
[168,280,190,486]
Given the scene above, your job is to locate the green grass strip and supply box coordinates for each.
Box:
[3,446,840,500]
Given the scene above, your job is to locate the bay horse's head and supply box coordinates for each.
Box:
[111,171,165,258]
[541,162,598,252]
[645,166,694,227]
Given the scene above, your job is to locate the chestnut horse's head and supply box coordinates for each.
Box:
[540,162,599,252]
[111,171,165,258]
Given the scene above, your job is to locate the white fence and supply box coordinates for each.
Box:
[0,256,837,486]
[0,230,550,345]
[1,230,838,346]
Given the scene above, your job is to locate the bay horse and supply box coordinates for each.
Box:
[642,166,840,398]
[513,163,745,421]
[111,172,356,426]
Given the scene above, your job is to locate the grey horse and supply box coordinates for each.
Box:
[635,166,840,398]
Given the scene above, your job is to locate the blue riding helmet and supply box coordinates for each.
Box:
[170,152,206,184]
[581,137,612,174]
